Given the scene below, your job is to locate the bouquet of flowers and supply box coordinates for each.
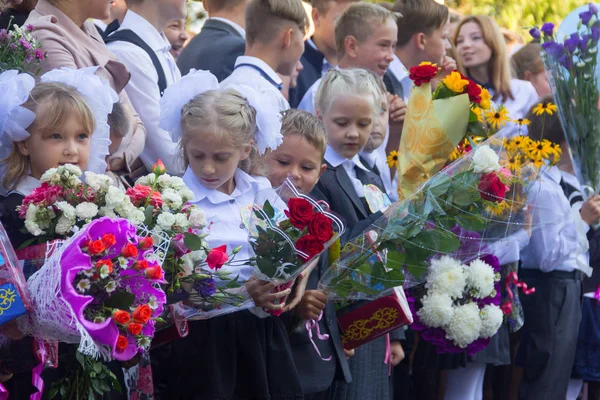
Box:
[0,221,31,326]
[0,21,45,74]
[530,5,600,193]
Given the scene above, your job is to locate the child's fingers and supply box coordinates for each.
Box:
[266,288,292,301]
[261,300,287,311]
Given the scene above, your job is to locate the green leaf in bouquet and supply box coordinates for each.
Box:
[468,121,487,137]
[349,280,380,296]
[371,261,387,286]
[183,232,204,251]
[405,260,428,279]
[224,275,242,288]
[385,269,405,286]
[427,173,452,197]
[263,200,275,219]
[468,109,480,123]
[437,229,461,253]
[456,214,488,232]
[144,205,154,227]
[424,191,446,216]
[103,290,136,309]
[387,250,406,271]
[452,189,476,207]
[256,257,278,278]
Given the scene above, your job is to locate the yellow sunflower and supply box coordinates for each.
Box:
[442,71,470,93]
[531,157,545,169]
[528,139,554,160]
[506,154,522,173]
[485,107,511,130]
[506,135,531,153]
[387,150,399,168]
[486,200,511,217]
[532,102,558,116]
[480,87,492,110]
[472,107,485,123]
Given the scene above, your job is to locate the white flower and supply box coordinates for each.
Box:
[466,259,496,298]
[83,268,95,278]
[162,188,183,209]
[174,213,190,230]
[99,265,111,279]
[136,174,157,186]
[93,316,106,324]
[179,188,195,202]
[148,295,159,310]
[24,205,44,236]
[426,256,467,299]
[62,164,82,176]
[129,209,146,225]
[55,201,76,220]
[480,305,503,338]
[105,186,126,209]
[188,208,206,228]
[105,281,117,293]
[137,336,151,350]
[446,302,482,348]
[157,213,176,230]
[75,203,99,220]
[189,248,207,262]
[471,145,500,173]
[85,172,112,191]
[417,292,454,328]
[99,206,117,218]
[55,215,75,235]
[39,168,58,183]
[76,279,91,293]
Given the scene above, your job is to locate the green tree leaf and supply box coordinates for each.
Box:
[183,232,204,251]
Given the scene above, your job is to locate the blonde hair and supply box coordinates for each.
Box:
[512,42,544,80]
[245,0,309,47]
[392,0,449,47]
[334,3,395,58]
[453,15,513,102]
[2,82,95,190]
[315,68,384,117]
[281,109,327,159]
[180,89,266,176]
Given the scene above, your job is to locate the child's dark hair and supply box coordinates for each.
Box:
[526,95,565,144]
[108,101,130,139]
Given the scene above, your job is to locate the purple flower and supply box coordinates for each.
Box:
[0,29,7,41]
[24,53,34,64]
[34,49,45,60]
[559,55,574,69]
[541,22,555,36]
[565,33,580,53]
[580,35,590,52]
[529,27,541,39]
[9,43,16,50]
[590,3,599,14]
[25,24,34,32]
[194,278,216,298]
[18,38,32,50]
[580,10,594,25]
[542,40,565,59]
[592,27,600,42]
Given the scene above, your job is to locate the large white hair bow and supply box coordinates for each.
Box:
[160,69,219,142]
[0,70,36,158]
[40,67,119,175]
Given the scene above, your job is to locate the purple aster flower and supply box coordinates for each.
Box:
[541,22,555,36]
[590,3,599,14]
[529,27,541,40]
[18,38,32,50]
[25,24,34,32]
[9,43,16,50]
[34,49,45,60]
[0,29,7,41]
[580,10,593,25]
[24,53,34,64]
[565,33,580,53]
[592,27,600,42]
[194,278,216,298]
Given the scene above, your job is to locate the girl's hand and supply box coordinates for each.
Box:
[344,348,355,358]
[439,56,457,77]
[294,290,328,321]
[390,340,405,366]
[388,95,407,123]
[282,258,318,312]
[246,277,292,311]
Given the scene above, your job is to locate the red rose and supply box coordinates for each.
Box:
[409,63,439,86]
[145,266,164,280]
[206,245,229,270]
[308,213,334,242]
[122,243,139,258]
[132,304,152,324]
[295,234,325,261]
[126,185,163,208]
[284,197,314,230]
[96,259,113,273]
[138,237,153,250]
[127,323,143,336]
[465,80,482,104]
[101,234,116,248]
[478,172,509,202]
[88,240,105,255]
[116,335,129,353]
[133,260,149,271]
[112,310,131,325]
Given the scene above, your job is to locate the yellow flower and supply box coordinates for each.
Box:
[528,139,554,160]
[514,118,531,126]
[531,157,545,169]
[506,135,531,154]
[473,107,484,123]
[532,102,558,116]
[419,61,435,66]
[480,87,492,110]
[485,107,510,130]
[442,71,470,93]
[486,201,510,217]
[506,154,522,173]
[387,150,399,168]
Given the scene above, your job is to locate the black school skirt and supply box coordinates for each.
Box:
[152,310,304,400]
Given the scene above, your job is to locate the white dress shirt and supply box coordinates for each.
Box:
[388,55,412,103]
[220,56,290,112]
[11,175,40,197]
[106,10,184,176]
[324,146,371,198]
[360,132,399,202]
[490,79,539,138]
[298,76,321,115]
[520,166,591,276]
[210,17,246,39]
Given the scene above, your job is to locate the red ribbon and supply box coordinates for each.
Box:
[501,272,535,315]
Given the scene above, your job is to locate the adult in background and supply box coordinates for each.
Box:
[177,0,246,80]
[24,0,146,178]
[0,0,36,29]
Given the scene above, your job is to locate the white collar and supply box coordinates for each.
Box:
[234,56,283,86]
[183,167,262,205]
[359,150,377,168]
[12,175,39,196]
[324,146,369,171]
[93,19,107,32]
[119,10,171,52]
[542,166,562,184]
[210,17,246,39]
[389,54,409,82]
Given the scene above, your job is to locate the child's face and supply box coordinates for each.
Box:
[313,1,354,52]
[320,94,374,159]
[18,103,91,179]
[422,22,450,65]
[363,99,389,153]
[351,18,397,77]
[267,135,326,194]
[165,18,190,59]
[185,129,252,196]
[455,22,492,70]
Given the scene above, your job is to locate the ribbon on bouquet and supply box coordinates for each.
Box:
[31,339,58,400]
[305,311,332,361]
[501,272,535,315]
[0,383,8,400]
[384,333,392,376]
[593,284,600,300]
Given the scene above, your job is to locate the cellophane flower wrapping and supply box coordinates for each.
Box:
[17,217,167,361]
[0,222,31,326]
[319,133,567,352]
[536,8,600,192]
[247,179,345,315]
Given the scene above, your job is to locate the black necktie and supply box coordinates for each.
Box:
[354,165,385,191]
[560,178,584,206]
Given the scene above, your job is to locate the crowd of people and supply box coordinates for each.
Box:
[1,0,600,399]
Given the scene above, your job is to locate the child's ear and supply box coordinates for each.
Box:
[523,70,533,82]
[241,140,254,160]
[344,35,359,58]
[318,163,327,178]
[282,28,293,50]
[16,140,30,156]
[415,32,427,51]
[316,109,323,121]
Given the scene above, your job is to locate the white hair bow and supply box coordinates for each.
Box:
[0,70,36,158]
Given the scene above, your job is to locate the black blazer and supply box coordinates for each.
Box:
[177,19,246,81]
[289,40,326,108]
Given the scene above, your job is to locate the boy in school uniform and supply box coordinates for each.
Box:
[289,0,359,108]
[220,0,308,112]
[266,109,352,400]
[105,0,186,176]
[518,101,600,400]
